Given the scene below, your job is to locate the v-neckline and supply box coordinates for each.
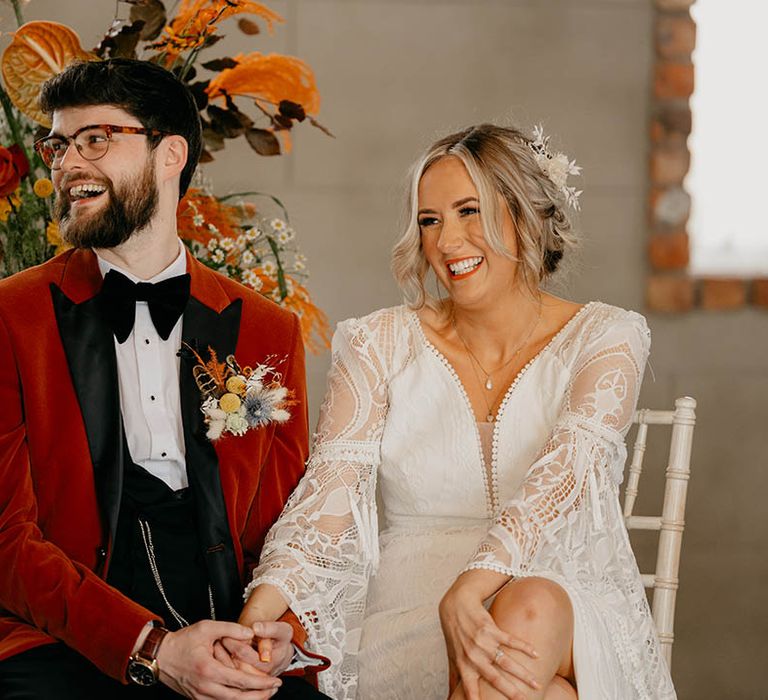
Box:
[410,301,596,423]
[409,301,597,515]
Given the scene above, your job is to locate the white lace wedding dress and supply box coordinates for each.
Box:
[248,301,676,700]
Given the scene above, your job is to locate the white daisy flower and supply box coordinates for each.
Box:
[242,250,255,266]
[243,269,263,290]
[270,218,287,232]
[277,228,295,244]
[193,213,204,227]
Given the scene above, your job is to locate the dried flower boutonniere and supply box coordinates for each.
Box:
[188,345,294,441]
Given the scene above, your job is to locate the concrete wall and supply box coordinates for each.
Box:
[8,1,766,696]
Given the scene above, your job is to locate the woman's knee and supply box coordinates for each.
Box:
[490,577,573,630]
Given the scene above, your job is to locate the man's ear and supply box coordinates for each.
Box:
[159,134,188,183]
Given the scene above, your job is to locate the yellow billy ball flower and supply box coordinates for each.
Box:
[225,375,247,395]
[33,178,54,198]
[46,221,72,254]
[219,392,242,413]
[0,190,21,222]
[46,221,61,246]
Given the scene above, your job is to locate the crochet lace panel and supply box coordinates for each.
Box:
[248,305,674,699]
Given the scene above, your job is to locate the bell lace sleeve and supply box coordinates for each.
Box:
[247,308,401,698]
[466,312,651,578]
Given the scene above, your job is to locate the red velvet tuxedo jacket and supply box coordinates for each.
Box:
[0,247,310,680]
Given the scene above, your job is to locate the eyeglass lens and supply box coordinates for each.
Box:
[40,127,111,168]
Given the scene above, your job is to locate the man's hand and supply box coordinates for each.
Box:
[155,620,283,699]
[220,621,295,677]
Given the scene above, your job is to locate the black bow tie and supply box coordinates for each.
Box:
[99,269,191,343]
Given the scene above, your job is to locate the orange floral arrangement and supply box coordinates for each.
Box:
[178,183,330,354]
[0,0,330,350]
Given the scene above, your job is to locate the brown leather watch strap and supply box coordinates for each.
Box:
[138,626,169,661]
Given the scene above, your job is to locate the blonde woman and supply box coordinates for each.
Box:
[240,124,676,700]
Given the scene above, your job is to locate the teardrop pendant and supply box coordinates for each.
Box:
[487,413,494,422]
[485,377,493,391]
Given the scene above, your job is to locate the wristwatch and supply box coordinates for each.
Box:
[127,625,169,686]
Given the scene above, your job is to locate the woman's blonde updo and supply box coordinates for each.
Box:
[391,123,578,310]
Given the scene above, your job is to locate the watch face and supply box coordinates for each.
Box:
[128,659,158,686]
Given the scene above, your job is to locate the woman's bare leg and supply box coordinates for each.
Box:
[449,577,575,700]
[542,676,577,699]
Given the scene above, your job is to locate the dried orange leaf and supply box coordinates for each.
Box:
[237,18,261,35]
[245,127,280,156]
[128,0,168,41]
[206,52,320,116]
[1,21,97,126]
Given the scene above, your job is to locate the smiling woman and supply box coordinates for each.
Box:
[393,124,577,312]
[242,123,675,700]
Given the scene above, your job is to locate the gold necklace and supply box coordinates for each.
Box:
[452,306,541,421]
[463,354,500,423]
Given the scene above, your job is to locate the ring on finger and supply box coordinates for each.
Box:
[493,646,504,664]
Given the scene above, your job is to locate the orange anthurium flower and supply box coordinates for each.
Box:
[1,21,96,126]
[206,52,320,115]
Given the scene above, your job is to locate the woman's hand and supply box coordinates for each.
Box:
[219,621,295,678]
[439,570,539,700]
[219,583,295,674]
[240,583,291,629]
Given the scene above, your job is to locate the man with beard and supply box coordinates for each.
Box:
[0,59,328,699]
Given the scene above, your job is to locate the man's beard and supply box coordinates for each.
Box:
[54,161,159,249]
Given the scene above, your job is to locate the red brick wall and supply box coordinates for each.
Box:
[646,0,768,312]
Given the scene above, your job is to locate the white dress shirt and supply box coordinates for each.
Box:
[96,242,188,491]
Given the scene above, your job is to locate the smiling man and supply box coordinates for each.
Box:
[0,59,327,699]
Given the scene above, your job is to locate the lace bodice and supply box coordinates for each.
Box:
[249,302,675,699]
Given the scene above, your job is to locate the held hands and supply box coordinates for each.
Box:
[228,583,295,677]
[219,621,295,678]
[156,620,285,699]
[439,571,539,700]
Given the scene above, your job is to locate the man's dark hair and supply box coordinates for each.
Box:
[39,58,202,198]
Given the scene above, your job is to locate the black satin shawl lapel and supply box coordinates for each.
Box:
[180,296,243,621]
[50,283,124,551]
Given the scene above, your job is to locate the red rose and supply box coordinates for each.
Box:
[0,144,30,197]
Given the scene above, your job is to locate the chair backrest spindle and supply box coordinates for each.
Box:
[623,396,696,671]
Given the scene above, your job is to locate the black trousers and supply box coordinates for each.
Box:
[0,644,330,700]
